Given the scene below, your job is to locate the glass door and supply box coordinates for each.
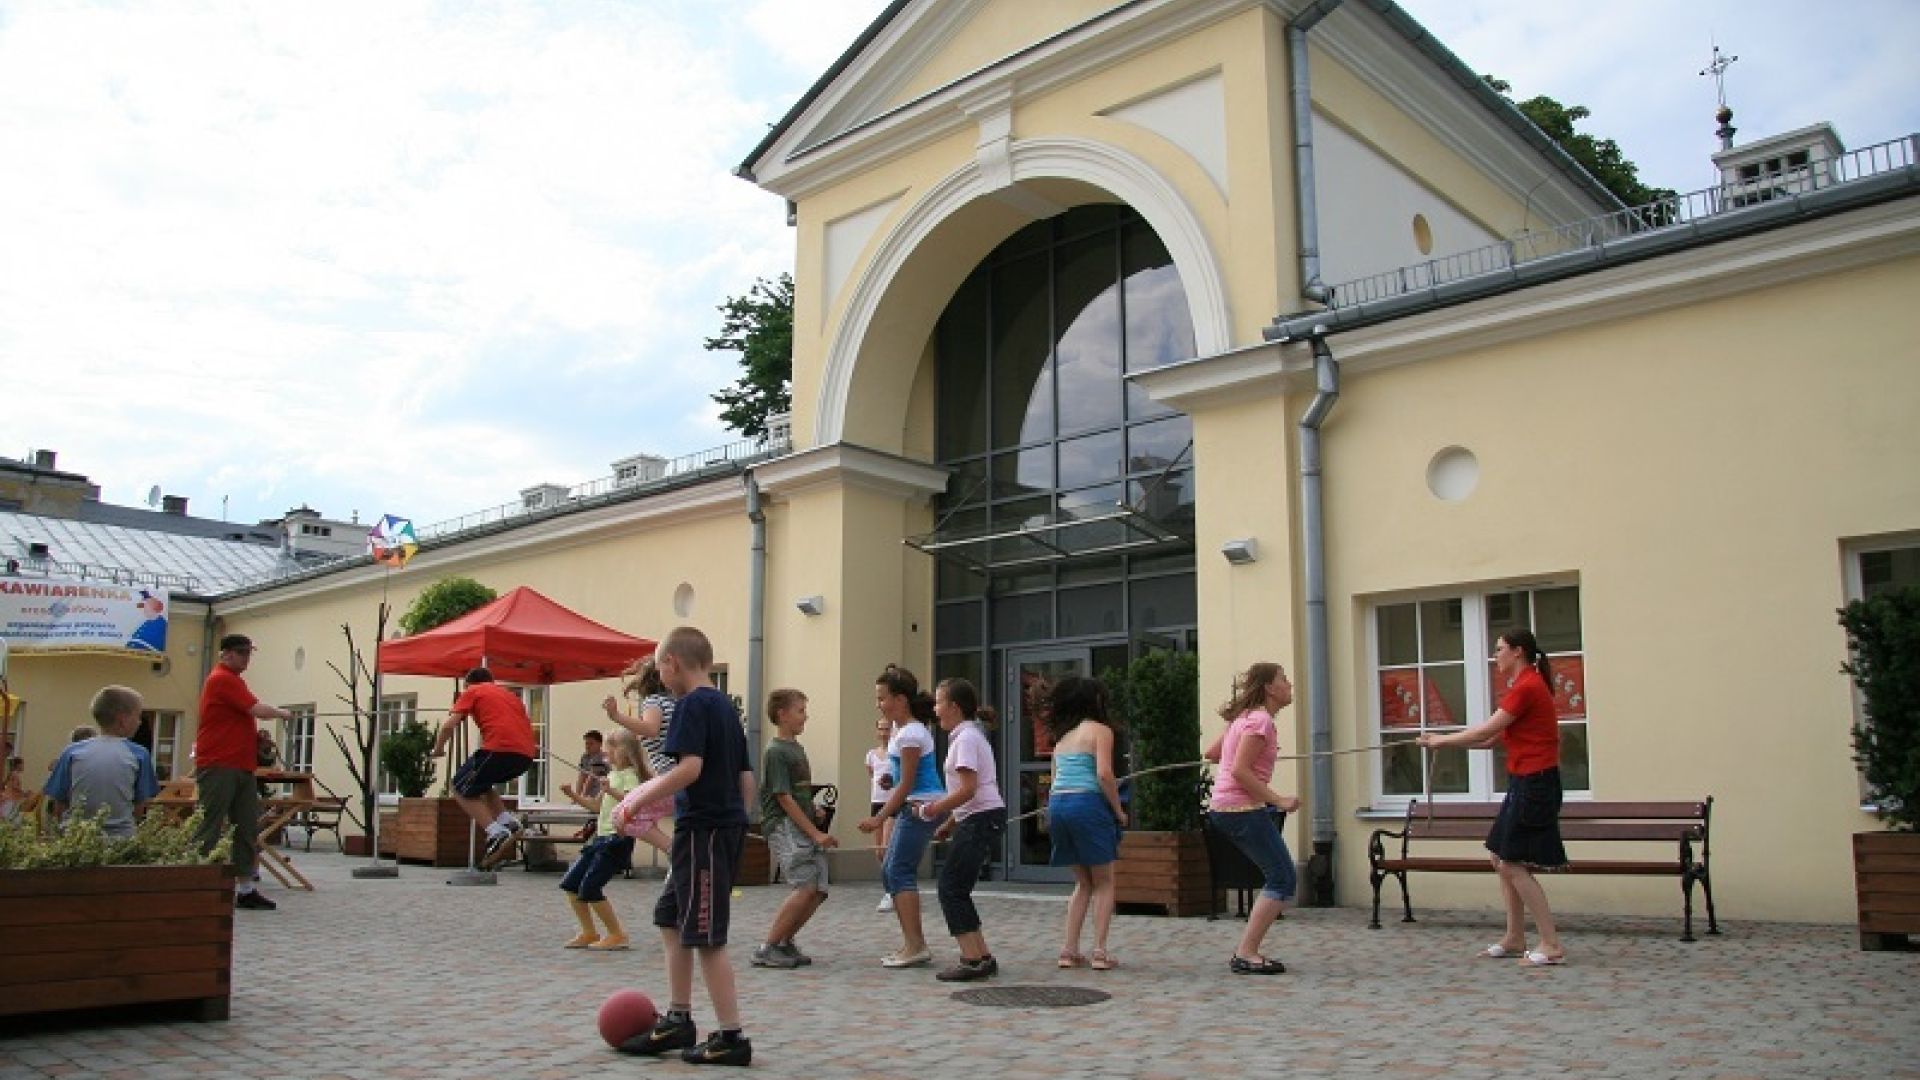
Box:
[1004,647,1087,882]
[1001,642,1132,882]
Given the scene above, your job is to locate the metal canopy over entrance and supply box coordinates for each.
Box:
[906,446,1194,574]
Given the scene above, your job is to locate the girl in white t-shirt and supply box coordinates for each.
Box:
[916,677,1006,982]
[865,716,895,911]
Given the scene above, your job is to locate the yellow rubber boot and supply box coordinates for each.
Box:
[564,897,600,948]
[587,900,630,950]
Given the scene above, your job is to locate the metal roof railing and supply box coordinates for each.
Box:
[1,556,204,594]
[414,431,791,541]
[1324,135,1919,310]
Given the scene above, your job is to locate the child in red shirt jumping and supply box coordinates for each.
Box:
[431,667,539,869]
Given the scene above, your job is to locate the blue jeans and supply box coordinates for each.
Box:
[559,834,633,903]
[1208,808,1296,903]
[883,805,944,895]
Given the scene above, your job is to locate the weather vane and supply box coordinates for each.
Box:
[1701,41,1739,149]
[1700,42,1738,109]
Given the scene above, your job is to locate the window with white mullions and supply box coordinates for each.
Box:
[282,706,315,771]
[1370,584,1589,804]
[374,695,417,798]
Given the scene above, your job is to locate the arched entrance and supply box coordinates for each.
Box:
[924,204,1199,882]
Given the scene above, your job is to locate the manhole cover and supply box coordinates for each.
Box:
[950,985,1112,1008]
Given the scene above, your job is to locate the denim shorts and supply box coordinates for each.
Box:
[1207,807,1297,902]
[882,804,944,895]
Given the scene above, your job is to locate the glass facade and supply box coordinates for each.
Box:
[931,205,1201,863]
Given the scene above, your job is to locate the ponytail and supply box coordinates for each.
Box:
[1501,628,1553,685]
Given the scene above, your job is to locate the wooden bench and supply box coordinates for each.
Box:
[1367,798,1719,941]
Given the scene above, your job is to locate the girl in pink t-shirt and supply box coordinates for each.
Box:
[915,677,1007,982]
[1203,662,1301,975]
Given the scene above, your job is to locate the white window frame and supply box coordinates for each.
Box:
[141,710,182,780]
[374,694,418,803]
[502,685,549,802]
[1367,581,1589,807]
[282,706,316,771]
[1841,532,1920,810]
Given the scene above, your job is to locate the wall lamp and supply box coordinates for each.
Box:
[1220,538,1259,565]
[795,595,827,616]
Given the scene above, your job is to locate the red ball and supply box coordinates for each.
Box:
[597,989,659,1049]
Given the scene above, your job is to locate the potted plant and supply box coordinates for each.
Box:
[1842,583,1920,950]
[0,809,235,1020]
[1105,649,1211,916]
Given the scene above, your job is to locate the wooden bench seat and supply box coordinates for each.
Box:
[1367,798,1719,941]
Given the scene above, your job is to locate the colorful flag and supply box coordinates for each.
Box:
[368,514,419,568]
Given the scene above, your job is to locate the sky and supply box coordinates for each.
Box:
[3,0,1915,532]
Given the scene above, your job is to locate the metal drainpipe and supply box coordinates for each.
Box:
[1299,334,1339,905]
[1291,0,1343,305]
[1290,0,1345,906]
[744,473,766,754]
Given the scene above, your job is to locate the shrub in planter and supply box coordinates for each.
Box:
[1103,649,1202,832]
[379,719,438,799]
[1842,584,1920,950]
[1,809,235,1021]
[1842,584,1920,830]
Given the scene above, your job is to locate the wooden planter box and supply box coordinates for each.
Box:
[369,798,518,866]
[1855,831,1920,950]
[0,864,233,1021]
[737,830,770,886]
[1114,830,1212,917]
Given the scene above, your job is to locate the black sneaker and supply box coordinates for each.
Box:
[235,891,278,911]
[936,955,998,982]
[682,1031,752,1066]
[617,1013,697,1056]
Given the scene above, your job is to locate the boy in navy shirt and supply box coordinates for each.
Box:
[612,626,755,1066]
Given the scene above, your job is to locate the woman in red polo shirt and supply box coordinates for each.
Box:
[1418,628,1567,966]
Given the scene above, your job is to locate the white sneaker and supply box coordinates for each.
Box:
[876,893,895,913]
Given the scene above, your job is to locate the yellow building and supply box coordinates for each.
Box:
[7,1,1916,926]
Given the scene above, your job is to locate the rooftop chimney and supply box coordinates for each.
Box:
[162,495,189,515]
[32,449,56,470]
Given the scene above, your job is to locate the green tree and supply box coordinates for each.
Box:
[1484,76,1677,213]
[707,273,794,439]
[399,576,497,636]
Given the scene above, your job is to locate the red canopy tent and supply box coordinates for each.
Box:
[376,586,654,684]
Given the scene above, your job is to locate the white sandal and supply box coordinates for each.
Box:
[1479,943,1520,958]
[1524,949,1566,966]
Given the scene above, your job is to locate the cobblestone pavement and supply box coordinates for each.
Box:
[4,850,1917,1079]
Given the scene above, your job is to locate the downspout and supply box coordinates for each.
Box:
[1290,0,1343,306]
[745,473,767,755]
[1288,0,1345,906]
[1298,335,1339,906]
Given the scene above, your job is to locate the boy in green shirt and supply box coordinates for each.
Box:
[753,689,837,969]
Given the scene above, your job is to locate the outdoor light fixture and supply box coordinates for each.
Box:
[1220,538,1258,565]
[796,595,826,616]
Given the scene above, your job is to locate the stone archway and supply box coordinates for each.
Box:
[818,137,1231,451]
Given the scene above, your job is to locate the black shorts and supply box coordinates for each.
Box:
[451,750,531,797]
[652,823,746,947]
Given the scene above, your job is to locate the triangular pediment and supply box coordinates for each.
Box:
[741,0,1120,193]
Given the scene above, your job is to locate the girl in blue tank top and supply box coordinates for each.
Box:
[1043,675,1128,972]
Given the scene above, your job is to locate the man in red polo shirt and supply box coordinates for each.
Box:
[431,667,537,869]
[195,634,294,910]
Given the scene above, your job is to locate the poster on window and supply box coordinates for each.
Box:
[0,576,169,653]
[1487,656,1587,720]
[1379,670,1456,728]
